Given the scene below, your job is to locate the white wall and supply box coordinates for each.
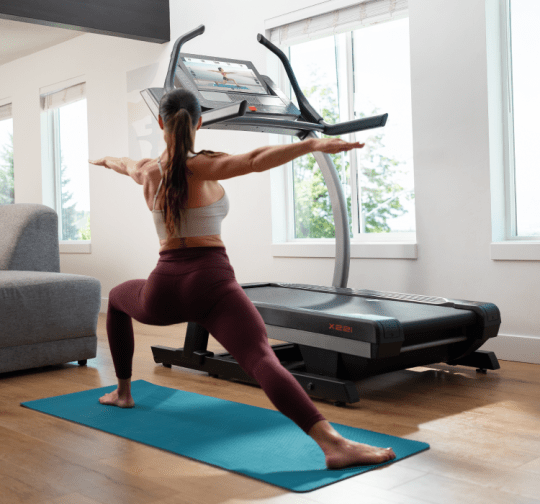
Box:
[0,0,538,364]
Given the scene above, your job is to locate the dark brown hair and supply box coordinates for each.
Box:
[158,88,222,237]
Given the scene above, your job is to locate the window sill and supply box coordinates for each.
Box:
[491,241,540,261]
[59,241,91,254]
[272,241,417,259]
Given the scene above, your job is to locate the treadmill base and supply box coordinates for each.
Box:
[151,343,360,405]
[447,350,500,372]
[151,322,499,406]
[151,344,500,405]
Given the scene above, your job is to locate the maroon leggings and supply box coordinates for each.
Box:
[106,246,325,434]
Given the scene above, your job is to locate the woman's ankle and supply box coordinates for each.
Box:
[117,378,132,397]
[308,420,344,449]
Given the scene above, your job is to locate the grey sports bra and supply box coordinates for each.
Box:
[151,156,229,240]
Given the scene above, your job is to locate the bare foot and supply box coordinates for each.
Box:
[324,438,396,469]
[308,421,396,469]
[99,389,135,408]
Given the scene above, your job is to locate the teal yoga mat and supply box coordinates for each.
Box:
[21,380,429,492]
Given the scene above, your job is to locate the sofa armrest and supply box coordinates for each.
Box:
[0,204,60,272]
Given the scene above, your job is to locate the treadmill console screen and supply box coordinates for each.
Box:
[178,54,269,95]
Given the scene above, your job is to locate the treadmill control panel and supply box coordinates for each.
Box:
[174,52,300,118]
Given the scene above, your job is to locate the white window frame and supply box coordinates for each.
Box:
[0,99,14,205]
[502,0,518,241]
[266,0,417,260]
[40,76,91,254]
[489,0,540,260]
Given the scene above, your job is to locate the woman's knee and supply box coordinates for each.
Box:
[108,286,124,311]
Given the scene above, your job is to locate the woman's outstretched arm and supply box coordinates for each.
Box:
[190,137,365,181]
[89,157,154,185]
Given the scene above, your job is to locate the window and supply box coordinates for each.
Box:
[272,1,414,242]
[0,103,14,205]
[505,0,540,238]
[41,82,91,242]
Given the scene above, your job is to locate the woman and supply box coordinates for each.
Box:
[90,88,396,470]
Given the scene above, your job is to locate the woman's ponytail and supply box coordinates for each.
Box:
[160,108,193,237]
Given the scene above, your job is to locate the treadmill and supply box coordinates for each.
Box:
[142,26,501,405]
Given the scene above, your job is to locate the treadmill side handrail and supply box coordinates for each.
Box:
[323,113,389,136]
[164,25,206,91]
[256,34,323,125]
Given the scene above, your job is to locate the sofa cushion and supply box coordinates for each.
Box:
[0,271,101,348]
[0,204,60,272]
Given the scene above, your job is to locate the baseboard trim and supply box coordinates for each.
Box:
[98,298,539,365]
[478,333,540,365]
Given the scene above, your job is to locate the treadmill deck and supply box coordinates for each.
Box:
[243,284,477,334]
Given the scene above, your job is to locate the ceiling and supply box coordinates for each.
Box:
[0,18,84,66]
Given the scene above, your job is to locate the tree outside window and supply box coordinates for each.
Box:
[288,18,415,240]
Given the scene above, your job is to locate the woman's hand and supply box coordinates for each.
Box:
[89,158,109,167]
[311,138,365,154]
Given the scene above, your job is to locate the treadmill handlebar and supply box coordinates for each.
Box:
[201,100,248,126]
[257,33,388,136]
[257,34,324,125]
[164,24,206,91]
[322,113,389,136]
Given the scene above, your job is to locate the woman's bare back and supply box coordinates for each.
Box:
[144,155,226,251]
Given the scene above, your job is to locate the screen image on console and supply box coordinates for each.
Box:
[180,56,268,95]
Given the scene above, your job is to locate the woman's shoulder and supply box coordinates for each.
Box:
[187,151,229,177]
[140,157,160,180]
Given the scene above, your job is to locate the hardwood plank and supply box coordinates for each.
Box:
[100,450,264,503]
[499,472,540,502]
[0,424,177,504]
[0,385,136,462]
[519,457,540,474]
[307,475,435,504]
[341,463,427,491]
[392,473,540,504]
[395,444,536,489]
[221,487,323,504]
[0,458,68,504]
[41,495,104,504]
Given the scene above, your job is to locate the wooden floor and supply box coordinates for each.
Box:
[1,314,539,504]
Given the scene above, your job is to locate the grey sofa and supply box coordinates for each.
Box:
[0,204,101,374]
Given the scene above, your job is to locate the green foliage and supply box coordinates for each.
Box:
[78,214,92,240]
[293,85,352,238]
[358,112,415,233]
[59,160,91,241]
[292,85,412,238]
[0,132,14,205]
